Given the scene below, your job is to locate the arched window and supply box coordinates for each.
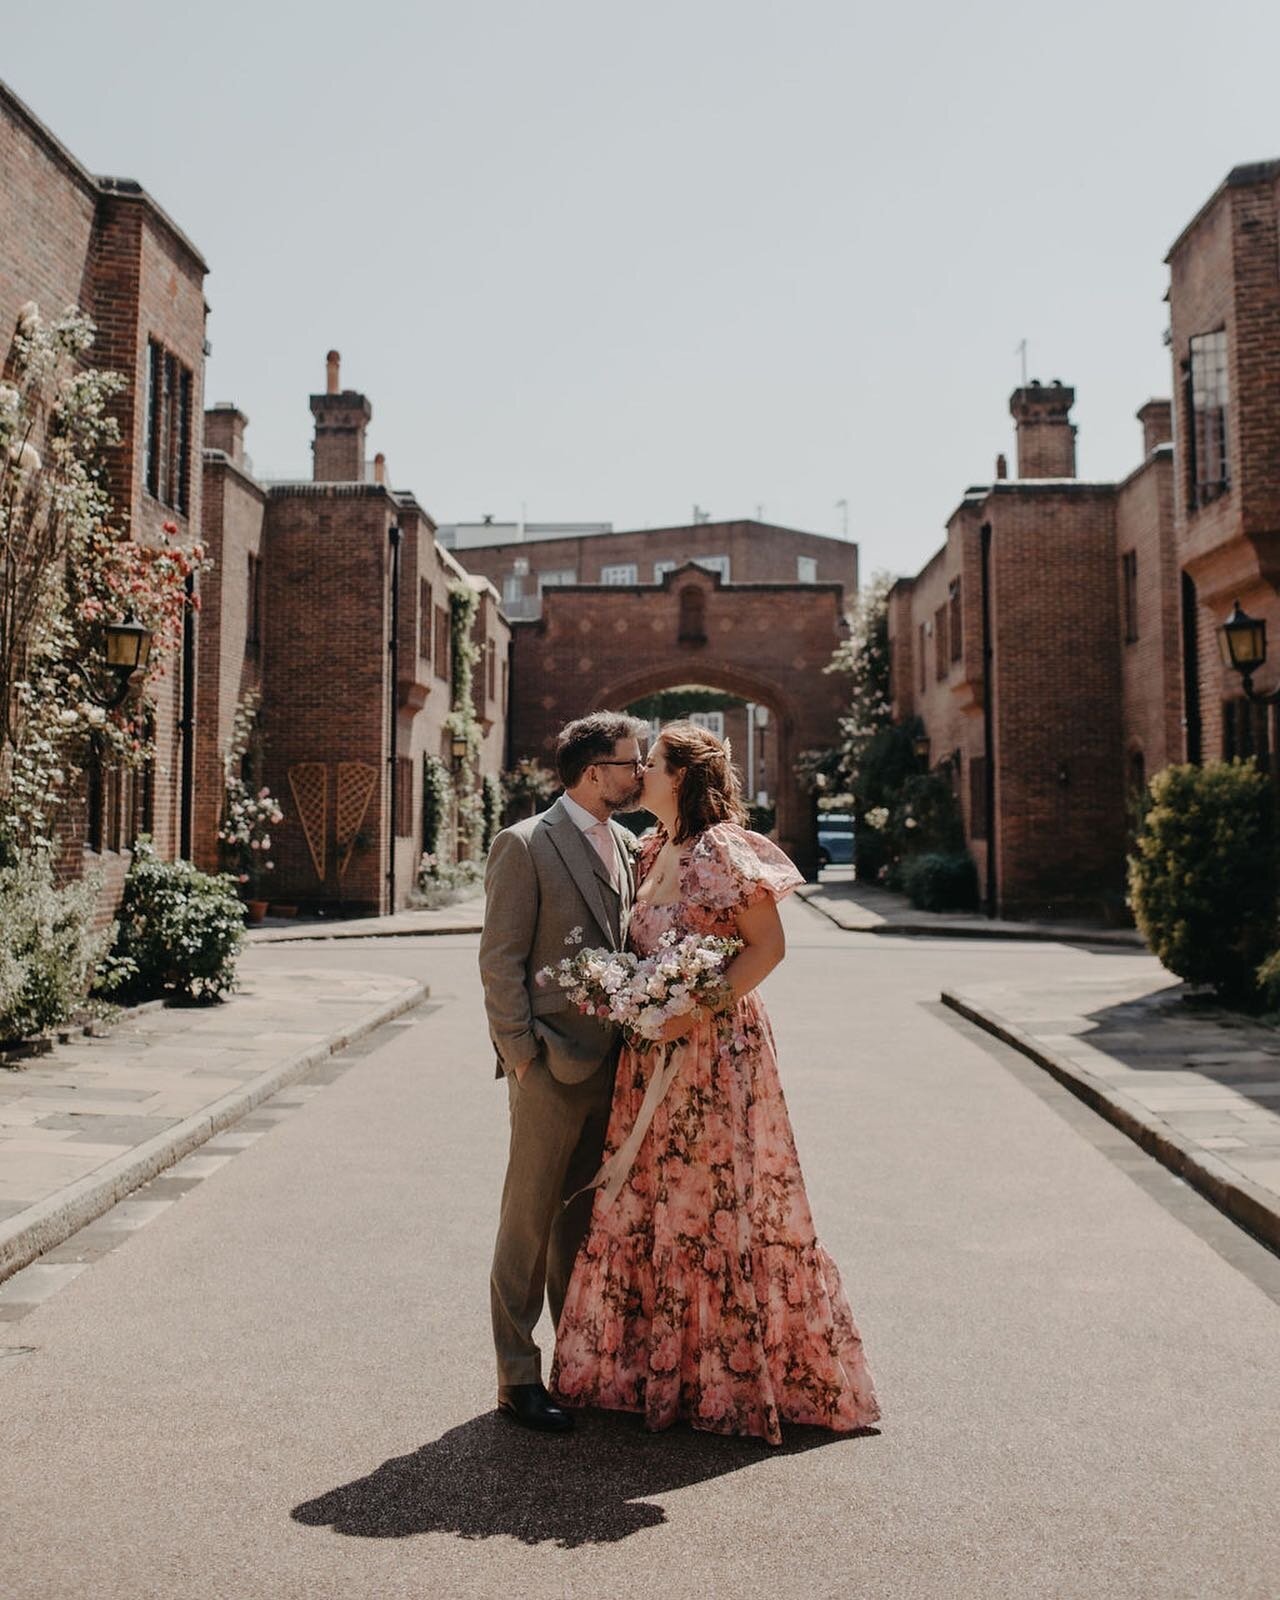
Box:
[678,585,706,644]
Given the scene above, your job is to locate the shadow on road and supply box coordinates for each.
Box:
[292,1408,876,1548]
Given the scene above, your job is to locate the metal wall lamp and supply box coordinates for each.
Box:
[79,616,153,710]
[1220,600,1277,703]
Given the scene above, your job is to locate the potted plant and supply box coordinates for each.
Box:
[217,779,284,924]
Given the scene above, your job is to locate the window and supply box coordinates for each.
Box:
[918,623,926,694]
[690,711,725,738]
[86,742,104,853]
[512,556,530,577]
[502,572,524,606]
[433,605,450,681]
[395,756,413,836]
[1223,698,1272,771]
[419,580,432,660]
[948,578,962,662]
[695,555,730,582]
[1121,551,1138,643]
[247,553,263,654]
[934,605,948,680]
[144,339,193,513]
[796,556,817,583]
[678,585,707,643]
[601,564,638,585]
[501,659,509,714]
[1128,749,1146,797]
[487,638,497,701]
[654,560,677,582]
[537,569,577,591]
[1186,330,1229,508]
[969,757,988,840]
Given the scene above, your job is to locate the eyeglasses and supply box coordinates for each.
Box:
[593,758,645,770]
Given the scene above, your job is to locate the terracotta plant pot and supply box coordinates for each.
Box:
[245,899,269,925]
[269,904,298,918]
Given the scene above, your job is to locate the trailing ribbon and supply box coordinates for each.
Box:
[567,1039,687,1213]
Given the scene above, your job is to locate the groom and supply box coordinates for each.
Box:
[480,712,647,1432]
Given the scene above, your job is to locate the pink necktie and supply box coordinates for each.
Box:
[586,821,619,888]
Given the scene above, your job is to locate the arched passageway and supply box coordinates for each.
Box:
[507,563,848,876]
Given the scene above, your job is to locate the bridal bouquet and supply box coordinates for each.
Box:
[537,928,741,1046]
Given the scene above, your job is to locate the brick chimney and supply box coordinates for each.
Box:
[204,403,247,464]
[1009,379,1076,479]
[1137,399,1173,457]
[310,350,372,482]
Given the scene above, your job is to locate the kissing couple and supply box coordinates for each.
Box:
[480,712,879,1446]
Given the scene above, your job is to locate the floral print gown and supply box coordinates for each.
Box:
[551,823,880,1446]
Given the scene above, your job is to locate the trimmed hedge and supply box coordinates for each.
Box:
[1128,760,1277,1006]
[898,851,980,912]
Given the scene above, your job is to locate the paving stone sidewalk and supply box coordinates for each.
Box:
[245,892,486,943]
[945,961,1280,1253]
[0,959,424,1285]
[799,872,1144,946]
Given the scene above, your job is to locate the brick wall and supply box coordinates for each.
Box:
[456,519,859,618]
[508,572,846,875]
[1,84,207,908]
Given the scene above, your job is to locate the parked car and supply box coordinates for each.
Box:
[816,813,855,868]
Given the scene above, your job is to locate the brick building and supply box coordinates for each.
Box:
[888,384,1177,919]
[447,517,858,620]
[508,561,849,876]
[200,355,510,916]
[1167,160,1280,769]
[1,81,209,904]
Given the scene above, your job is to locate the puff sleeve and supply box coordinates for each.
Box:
[684,823,804,913]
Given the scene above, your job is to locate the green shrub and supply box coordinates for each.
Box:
[0,854,109,1041]
[889,772,966,860]
[853,826,890,883]
[1128,760,1278,1006]
[97,839,244,1003]
[413,853,485,910]
[899,851,980,912]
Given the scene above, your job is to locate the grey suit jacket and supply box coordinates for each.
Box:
[479,797,638,1084]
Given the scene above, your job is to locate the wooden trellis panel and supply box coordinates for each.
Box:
[288,763,328,882]
[337,761,378,878]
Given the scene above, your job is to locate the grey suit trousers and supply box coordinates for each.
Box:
[490,1052,617,1385]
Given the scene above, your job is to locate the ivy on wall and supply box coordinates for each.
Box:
[422,753,452,858]
[445,582,485,860]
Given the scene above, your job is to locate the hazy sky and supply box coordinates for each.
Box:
[7,1,1280,581]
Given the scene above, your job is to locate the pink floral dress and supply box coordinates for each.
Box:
[551,822,880,1446]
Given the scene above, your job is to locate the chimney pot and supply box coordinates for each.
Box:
[326,350,340,395]
[373,452,387,485]
[995,453,1008,480]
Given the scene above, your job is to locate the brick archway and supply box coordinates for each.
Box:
[508,563,849,876]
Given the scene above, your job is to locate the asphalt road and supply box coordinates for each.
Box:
[2,903,1279,1599]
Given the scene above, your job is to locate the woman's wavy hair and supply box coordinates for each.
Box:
[656,721,749,842]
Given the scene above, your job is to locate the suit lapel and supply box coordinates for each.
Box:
[609,821,635,930]
[544,800,618,946]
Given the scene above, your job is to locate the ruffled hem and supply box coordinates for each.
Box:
[551,1230,880,1447]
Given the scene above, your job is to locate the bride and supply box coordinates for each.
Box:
[551,722,879,1445]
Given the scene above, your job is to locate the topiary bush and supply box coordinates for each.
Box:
[898,851,980,912]
[0,853,109,1041]
[1128,760,1278,1006]
[97,839,244,1003]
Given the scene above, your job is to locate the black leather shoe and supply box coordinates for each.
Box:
[497,1382,575,1433]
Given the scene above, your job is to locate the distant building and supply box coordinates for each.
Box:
[201,354,510,916]
[452,518,859,621]
[888,383,1175,920]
